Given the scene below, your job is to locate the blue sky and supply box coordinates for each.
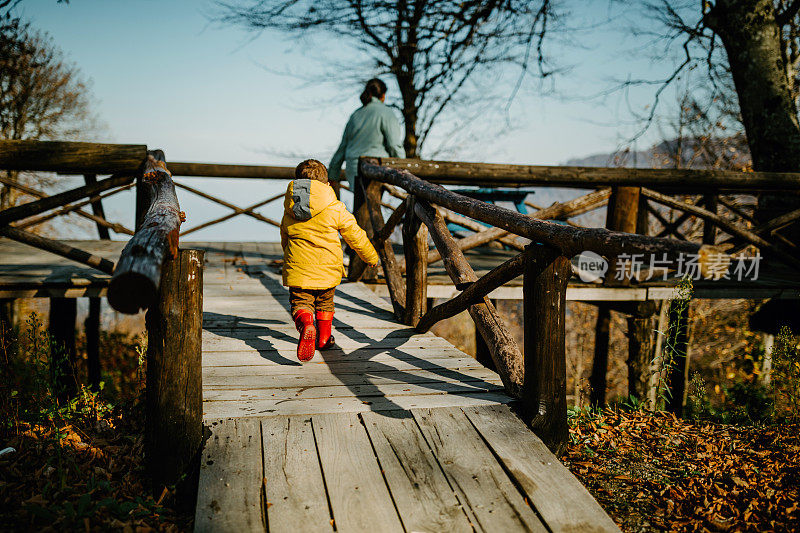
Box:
[19,0,686,241]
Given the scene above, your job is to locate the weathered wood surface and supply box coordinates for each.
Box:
[0,240,797,300]
[364,180,406,318]
[360,159,718,263]
[261,417,331,532]
[523,247,571,453]
[144,249,203,490]
[413,198,525,397]
[426,187,610,263]
[402,197,428,326]
[69,238,616,533]
[195,418,264,532]
[0,173,134,227]
[415,246,529,333]
[465,405,620,532]
[0,174,133,235]
[376,156,800,190]
[0,140,146,174]
[108,151,182,314]
[0,226,116,274]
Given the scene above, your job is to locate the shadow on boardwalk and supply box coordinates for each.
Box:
[199,266,504,414]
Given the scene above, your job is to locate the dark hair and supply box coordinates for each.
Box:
[360,78,387,105]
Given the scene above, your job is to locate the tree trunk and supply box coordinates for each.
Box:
[706,0,800,246]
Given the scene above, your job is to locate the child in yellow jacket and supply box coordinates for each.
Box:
[280,159,380,361]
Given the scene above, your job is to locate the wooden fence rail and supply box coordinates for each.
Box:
[0,141,203,493]
[356,157,758,452]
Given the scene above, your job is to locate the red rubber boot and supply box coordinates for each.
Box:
[316,311,336,350]
[293,309,316,362]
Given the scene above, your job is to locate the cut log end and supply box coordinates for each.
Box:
[108,272,158,314]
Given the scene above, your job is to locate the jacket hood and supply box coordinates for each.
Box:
[284,179,339,221]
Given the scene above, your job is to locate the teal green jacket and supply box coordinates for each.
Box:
[328,97,405,188]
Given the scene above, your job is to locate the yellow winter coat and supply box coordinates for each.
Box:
[280,179,379,289]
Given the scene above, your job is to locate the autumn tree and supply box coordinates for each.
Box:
[626,0,800,244]
[0,4,97,208]
[215,0,555,157]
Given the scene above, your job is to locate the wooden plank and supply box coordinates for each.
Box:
[203,391,511,418]
[361,411,473,532]
[312,413,404,532]
[0,139,146,174]
[203,357,487,378]
[195,418,264,532]
[204,380,503,401]
[202,367,501,390]
[377,156,800,190]
[261,417,332,533]
[464,405,620,533]
[202,345,473,366]
[412,407,547,532]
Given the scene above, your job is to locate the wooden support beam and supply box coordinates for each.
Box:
[475,320,495,371]
[589,306,611,408]
[522,245,570,454]
[179,191,284,237]
[0,140,146,174]
[349,173,378,281]
[360,160,710,262]
[364,180,406,319]
[402,197,428,326]
[0,173,134,227]
[0,175,134,235]
[414,198,524,398]
[108,151,182,314]
[666,300,691,417]
[168,161,295,179]
[718,195,757,223]
[427,188,609,264]
[49,297,77,401]
[174,181,281,227]
[375,199,407,243]
[416,248,530,333]
[85,297,102,391]
[655,211,692,239]
[0,226,115,273]
[14,189,134,235]
[703,194,718,245]
[642,187,798,262]
[145,249,203,491]
[592,186,640,407]
[377,156,800,190]
[83,174,110,238]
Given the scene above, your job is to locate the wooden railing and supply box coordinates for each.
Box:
[3,140,799,458]
[355,156,800,452]
[0,140,201,491]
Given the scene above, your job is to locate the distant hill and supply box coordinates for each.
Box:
[562,136,751,170]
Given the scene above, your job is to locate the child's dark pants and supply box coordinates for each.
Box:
[289,287,336,316]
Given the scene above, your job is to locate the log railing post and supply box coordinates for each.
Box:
[703,193,718,244]
[364,179,407,320]
[348,169,378,281]
[144,248,204,491]
[135,174,149,232]
[402,197,428,326]
[85,297,102,391]
[590,185,640,407]
[49,297,77,401]
[522,245,570,454]
[625,301,658,403]
[666,300,691,416]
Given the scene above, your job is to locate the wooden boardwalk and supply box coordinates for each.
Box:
[193,242,619,533]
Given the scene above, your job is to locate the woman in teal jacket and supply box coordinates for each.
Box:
[328,79,405,189]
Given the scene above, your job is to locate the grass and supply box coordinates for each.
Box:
[0,312,193,532]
